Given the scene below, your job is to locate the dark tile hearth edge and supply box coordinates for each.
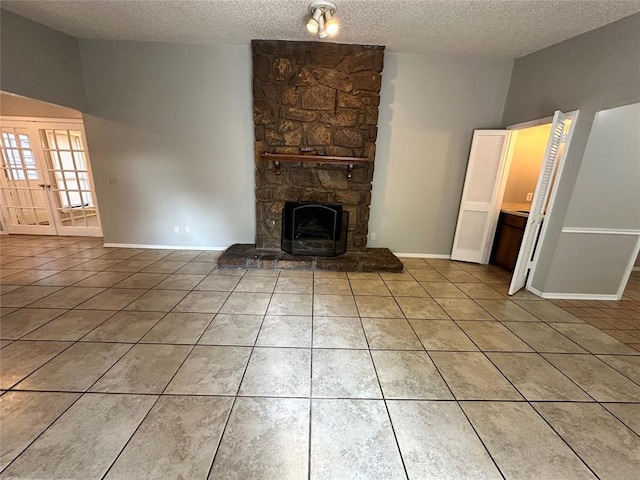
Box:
[218,244,403,272]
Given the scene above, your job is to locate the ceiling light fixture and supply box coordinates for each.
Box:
[307,1,339,39]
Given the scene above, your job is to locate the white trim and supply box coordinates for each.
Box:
[0,116,83,125]
[394,253,452,259]
[618,236,640,299]
[536,292,620,301]
[527,285,545,298]
[561,227,640,236]
[633,267,640,272]
[506,115,554,131]
[103,242,227,251]
[527,285,618,300]
[526,109,580,292]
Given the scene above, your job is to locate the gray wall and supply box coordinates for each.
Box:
[564,102,640,231]
[544,102,640,295]
[79,40,255,247]
[0,9,87,111]
[370,52,513,254]
[82,42,512,251]
[502,13,640,293]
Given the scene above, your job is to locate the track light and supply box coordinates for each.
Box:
[306,7,322,34]
[307,1,339,39]
[324,10,339,36]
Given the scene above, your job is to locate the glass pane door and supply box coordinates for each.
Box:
[41,128,101,235]
[0,126,56,235]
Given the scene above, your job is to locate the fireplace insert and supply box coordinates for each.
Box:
[282,202,348,256]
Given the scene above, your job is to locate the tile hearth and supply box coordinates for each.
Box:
[1,235,639,479]
[218,243,404,272]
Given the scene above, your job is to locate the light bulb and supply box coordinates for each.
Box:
[324,11,339,36]
[306,8,322,34]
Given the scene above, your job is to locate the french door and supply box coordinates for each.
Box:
[0,118,102,236]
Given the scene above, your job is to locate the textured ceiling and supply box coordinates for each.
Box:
[3,0,640,58]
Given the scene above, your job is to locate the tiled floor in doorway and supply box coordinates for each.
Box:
[1,235,639,479]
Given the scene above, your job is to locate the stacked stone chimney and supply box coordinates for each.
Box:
[252,40,384,251]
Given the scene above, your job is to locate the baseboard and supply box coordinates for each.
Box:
[534,291,620,301]
[526,286,544,298]
[103,243,227,251]
[394,253,452,259]
[633,267,640,272]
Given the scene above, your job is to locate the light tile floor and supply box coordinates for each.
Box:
[1,235,639,479]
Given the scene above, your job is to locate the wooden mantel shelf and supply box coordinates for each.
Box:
[260,153,369,179]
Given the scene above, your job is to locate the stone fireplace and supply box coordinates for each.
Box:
[218,39,402,272]
[252,40,384,251]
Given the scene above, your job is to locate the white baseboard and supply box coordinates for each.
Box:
[633,267,640,272]
[103,243,227,251]
[394,253,452,259]
[526,286,544,298]
[528,290,620,301]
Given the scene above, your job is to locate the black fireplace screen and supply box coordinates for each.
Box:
[282,202,348,257]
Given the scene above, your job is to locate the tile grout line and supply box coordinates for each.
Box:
[3,238,640,477]
[204,268,275,480]
[99,296,223,479]
[352,277,410,480]
[0,330,137,475]
[467,330,604,478]
[400,300,508,480]
[307,271,314,480]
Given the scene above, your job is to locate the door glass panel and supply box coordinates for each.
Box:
[0,128,50,227]
[42,128,98,230]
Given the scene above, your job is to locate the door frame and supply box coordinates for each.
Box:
[505,110,580,294]
[0,116,103,237]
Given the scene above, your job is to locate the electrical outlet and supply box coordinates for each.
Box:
[173,225,180,233]
[526,192,533,201]
[370,232,377,241]
[184,226,190,234]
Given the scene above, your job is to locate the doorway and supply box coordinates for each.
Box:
[0,117,102,237]
[450,110,578,295]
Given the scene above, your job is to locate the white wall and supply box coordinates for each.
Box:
[369,52,513,254]
[0,92,82,118]
[79,41,255,247]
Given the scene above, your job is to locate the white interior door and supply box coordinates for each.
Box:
[451,130,511,263]
[509,110,570,295]
[0,118,102,237]
[0,125,57,235]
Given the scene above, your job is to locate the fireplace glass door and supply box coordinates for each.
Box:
[282,202,348,256]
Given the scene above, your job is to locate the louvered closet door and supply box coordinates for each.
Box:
[509,110,569,295]
[451,130,511,263]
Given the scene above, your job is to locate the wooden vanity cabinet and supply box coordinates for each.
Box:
[490,212,527,272]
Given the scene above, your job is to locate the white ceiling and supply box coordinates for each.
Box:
[3,0,640,58]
